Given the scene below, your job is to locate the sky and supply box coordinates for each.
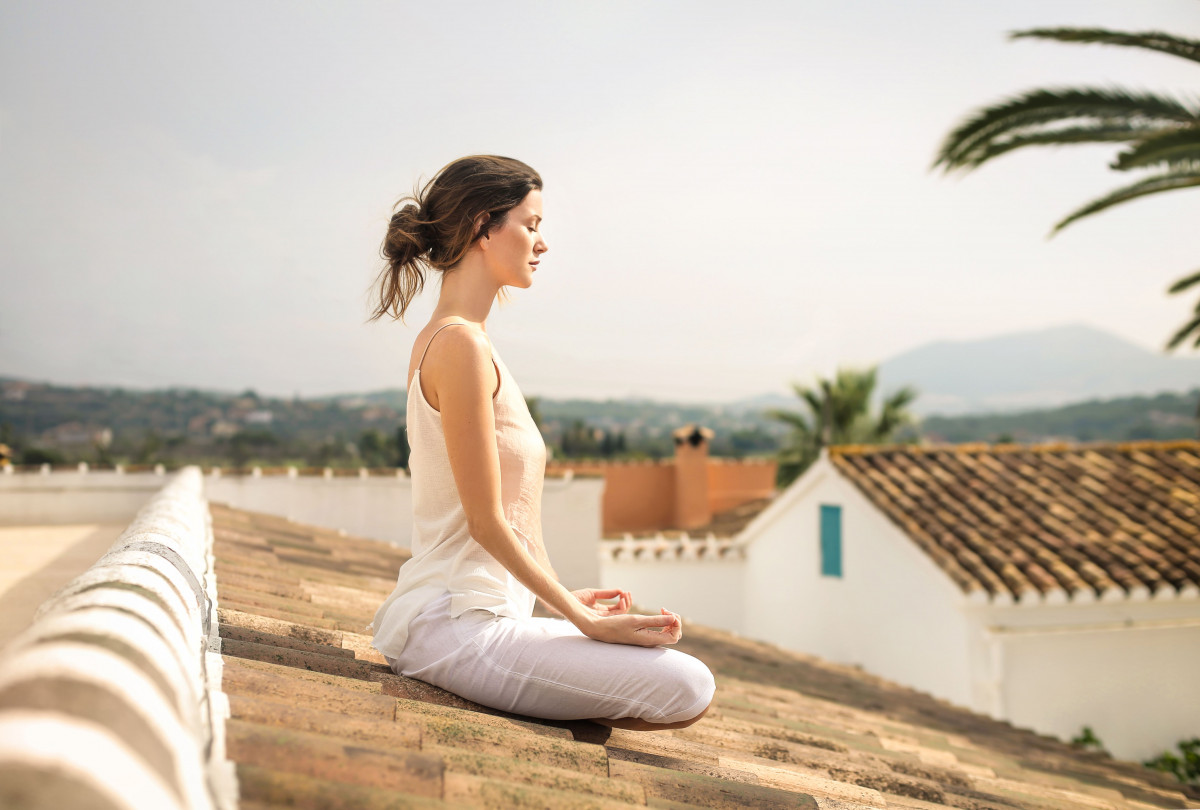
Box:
[1,0,1197,405]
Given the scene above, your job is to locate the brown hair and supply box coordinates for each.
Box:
[367,155,543,323]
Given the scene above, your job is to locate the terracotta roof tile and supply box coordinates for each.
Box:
[829,440,1200,600]
[209,501,1199,808]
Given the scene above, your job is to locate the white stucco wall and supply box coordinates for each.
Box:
[205,473,412,545]
[742,456,974,709]
[203,472,602,590]
[0,470,163,524]
[601,555,745,633]
[968,598,1200,761]
[539,476,603,591]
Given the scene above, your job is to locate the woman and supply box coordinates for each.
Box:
[366,155,716,730]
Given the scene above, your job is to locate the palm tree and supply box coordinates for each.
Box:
[766,366,918,489]
[933,26,1200,351]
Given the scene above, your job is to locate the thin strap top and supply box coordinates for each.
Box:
[418,322,462,370]
[412,321,499,408]
[416,321,488,371]
[369,321,548,658]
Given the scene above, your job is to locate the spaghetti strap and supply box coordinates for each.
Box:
[417,322,488,372]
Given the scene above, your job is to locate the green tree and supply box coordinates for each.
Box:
[560,419,601,458]
[395,424,411,469]
[227,428,279,468]
[20,446,65,465]
[357,429,391,467]
[766,366,917,489]
[134,428,163,464]
[526,396,543,429]
[933,25,1200,351]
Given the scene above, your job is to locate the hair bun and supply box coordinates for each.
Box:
[389,203,429,251]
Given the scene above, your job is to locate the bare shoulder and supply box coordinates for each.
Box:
[417,322,493,411]
[426,322,491,367]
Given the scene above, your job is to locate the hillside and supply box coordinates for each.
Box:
[876,323,1200,417]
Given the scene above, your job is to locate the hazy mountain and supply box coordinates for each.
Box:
[876,323,1200,417]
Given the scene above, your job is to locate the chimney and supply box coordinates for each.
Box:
[672,424,713,530]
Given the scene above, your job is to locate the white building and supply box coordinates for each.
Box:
[602,439,1200,762]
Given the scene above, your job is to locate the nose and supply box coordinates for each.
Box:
[536,235,548,255]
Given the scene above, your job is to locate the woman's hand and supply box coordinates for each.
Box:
[578,607,683,647]
[571,588,632,617]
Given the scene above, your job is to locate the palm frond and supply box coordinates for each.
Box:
[831,367,876,430]
[1165,311,1200,351]
[764,408,812,434]
[1112,127,1200,170]
[1011,28,1200,66]
[788,382,825,421]
[1051,169,1200,233]
[874,387,919,440]
[1168,268,1200,294]
[965,123,1165,167]
[933,88,1200,172]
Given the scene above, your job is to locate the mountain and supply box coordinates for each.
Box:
[876,323,1200,417]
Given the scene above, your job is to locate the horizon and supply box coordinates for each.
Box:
[5,321,1198,415]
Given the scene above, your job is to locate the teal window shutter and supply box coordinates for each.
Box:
[820,504,842,577]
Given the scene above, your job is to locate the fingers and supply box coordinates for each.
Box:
[662,608,682,643]
[631,612,679,645]
[635,613,675,630]
[585,611,684,648]
[584,589,633,616]
[647,608,681,644]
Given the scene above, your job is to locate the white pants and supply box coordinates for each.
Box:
[386,592,716,724]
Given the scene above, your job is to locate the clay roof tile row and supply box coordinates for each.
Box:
[829,440,1200,601]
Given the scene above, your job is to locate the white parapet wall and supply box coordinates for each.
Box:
[205,467,604,591]
[205,468,411,546]
[0,465,233,810]
[0,466,168,525]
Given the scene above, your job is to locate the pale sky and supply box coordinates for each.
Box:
[1,1,1196,405]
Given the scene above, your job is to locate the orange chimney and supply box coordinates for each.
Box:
[672,424,713,530]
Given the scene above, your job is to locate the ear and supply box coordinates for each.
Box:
[474,212,492,245]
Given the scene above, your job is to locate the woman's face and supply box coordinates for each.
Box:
[482,189,548,288]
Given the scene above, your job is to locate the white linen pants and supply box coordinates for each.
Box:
[385,592,716,724]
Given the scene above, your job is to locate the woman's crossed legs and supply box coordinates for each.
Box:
[389,595,716,728]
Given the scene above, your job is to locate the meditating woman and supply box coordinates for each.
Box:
[366,155,715,730]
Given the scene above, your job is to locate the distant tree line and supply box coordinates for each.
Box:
[4,377,1196,476]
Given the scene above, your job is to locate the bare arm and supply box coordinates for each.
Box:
[429,327,680,647]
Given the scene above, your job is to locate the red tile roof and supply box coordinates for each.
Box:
[829,440,1200,602]
[210,501,1198,808]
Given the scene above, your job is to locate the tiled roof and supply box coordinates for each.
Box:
[692,495,777,537]
[210,501,1198,808]
[829,440,1200,603]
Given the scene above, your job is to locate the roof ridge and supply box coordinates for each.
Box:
[829,438,1200,457]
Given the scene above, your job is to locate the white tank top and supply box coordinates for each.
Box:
[369,321,545,659]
